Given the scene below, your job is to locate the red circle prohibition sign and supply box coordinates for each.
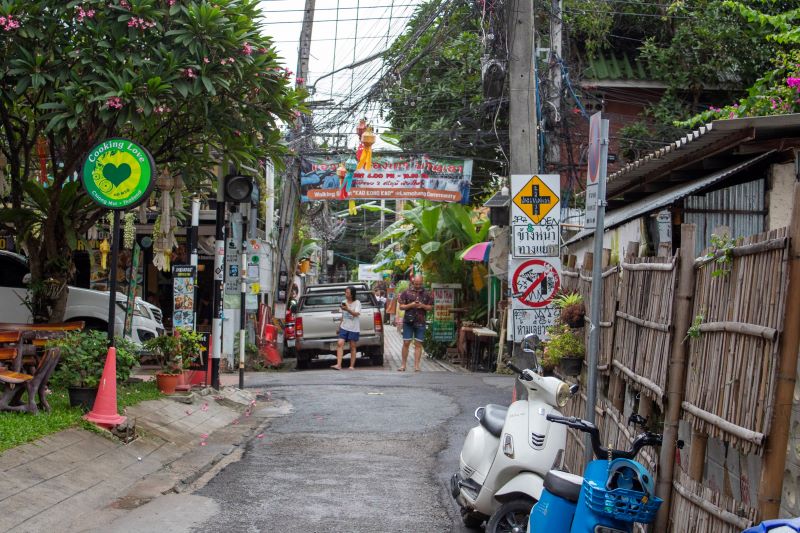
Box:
[512,259,561,308]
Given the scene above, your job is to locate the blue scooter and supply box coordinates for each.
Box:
[744,518,800,532]
[527,413,662,533]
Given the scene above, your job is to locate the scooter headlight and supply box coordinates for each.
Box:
[556,382,571,407]
[502,433,514,458]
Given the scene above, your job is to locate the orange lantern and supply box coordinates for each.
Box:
[356,126,376,171]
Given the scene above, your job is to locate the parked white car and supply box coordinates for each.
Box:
[0,250,164,345]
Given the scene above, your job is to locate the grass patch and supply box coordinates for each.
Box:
[0,381,162,453]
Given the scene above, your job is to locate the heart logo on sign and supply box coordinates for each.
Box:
[102,163,132,187]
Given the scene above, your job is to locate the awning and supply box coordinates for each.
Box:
[565,150,775,246]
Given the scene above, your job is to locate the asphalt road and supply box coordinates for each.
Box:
[97,365,515,532]
[194,367,514,532]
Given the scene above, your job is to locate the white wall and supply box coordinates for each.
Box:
[768,162,796,231]
[565,218,642,268]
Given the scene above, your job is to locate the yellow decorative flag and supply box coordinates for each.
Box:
[472,264,486,291]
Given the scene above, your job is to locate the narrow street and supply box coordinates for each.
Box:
[97,329,515,532]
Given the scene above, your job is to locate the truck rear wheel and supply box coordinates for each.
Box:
[370,349,384,367]
[295,353,310,370]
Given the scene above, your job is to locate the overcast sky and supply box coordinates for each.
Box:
[258,0,424,151]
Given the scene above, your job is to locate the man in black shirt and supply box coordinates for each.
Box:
[397,274,433,371]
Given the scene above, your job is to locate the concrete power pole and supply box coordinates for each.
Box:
[508,0,539,367]
[508,0,539,176]
[548,0,562,169]
[276,0,315,306]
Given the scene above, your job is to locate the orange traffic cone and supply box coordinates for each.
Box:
[84,347,126,428]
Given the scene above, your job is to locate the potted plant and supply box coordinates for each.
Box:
[49,330,139,410]
[554,292,585,328]
[144,329,204,394]
[543,324,585,377]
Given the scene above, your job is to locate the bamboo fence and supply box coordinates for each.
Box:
[578,266,619,370]
[561,266,579,293]
[611,256,677,407]
[682,229,789,454]
[670,468,758,532]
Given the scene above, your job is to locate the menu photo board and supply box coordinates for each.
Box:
[172,265,196,330]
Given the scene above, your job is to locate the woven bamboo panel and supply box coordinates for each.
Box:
[670,468,757,532]
[612,256,677,407]
[578,266,619,371]
[683,229,789,454]
[561,267,579,293]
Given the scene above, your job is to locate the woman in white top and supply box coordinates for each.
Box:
[332,286,362,370]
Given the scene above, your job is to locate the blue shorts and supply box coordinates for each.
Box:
[338,329,360,342]
[402,322,426,342]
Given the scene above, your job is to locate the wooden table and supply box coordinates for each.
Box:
[461,326,498,372]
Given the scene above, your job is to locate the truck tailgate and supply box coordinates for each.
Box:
[300,308,377,340]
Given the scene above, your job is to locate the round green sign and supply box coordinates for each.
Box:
[81,138,155,210]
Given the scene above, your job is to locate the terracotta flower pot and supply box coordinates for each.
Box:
[155,372,180,395]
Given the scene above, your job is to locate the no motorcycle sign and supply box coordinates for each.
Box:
[510,257,562,341]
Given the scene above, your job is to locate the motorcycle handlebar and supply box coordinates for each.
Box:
[505,361,524,375]
[546,414,662,460]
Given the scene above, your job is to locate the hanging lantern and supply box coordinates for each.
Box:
[356,118,367,139]
[99,238,110,270]
[357,126,375,171]
[156,169,175,191]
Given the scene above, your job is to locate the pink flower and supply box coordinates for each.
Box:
[169,0,177,5]
[182,68,197,79]
[259,47,268,54]
[119,0,130,9]
[242,42,253,55]
[76,6,96,22]
[787,77,800,91]
[296,77,305,84]
[106,96,123,109]
[203,57,210,64]
[0,15,20,31]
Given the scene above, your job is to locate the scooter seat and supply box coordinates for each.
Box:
[544,470,584,503]
[479,404,508,437]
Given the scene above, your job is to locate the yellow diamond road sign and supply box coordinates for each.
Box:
[513,175,559,224]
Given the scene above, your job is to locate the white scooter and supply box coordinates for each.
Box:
[450,333,578,532]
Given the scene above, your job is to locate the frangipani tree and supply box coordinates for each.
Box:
[0,0,304,320]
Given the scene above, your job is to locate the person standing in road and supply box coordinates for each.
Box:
[332,286,361,370]
[398,274,433,372]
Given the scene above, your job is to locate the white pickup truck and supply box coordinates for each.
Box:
[294,283,384,369]
[0,250,164,345]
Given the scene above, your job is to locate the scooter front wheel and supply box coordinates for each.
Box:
[485,498,534,533]
[460,507,484,530]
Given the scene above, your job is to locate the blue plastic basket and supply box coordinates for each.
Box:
[582,482,663,524]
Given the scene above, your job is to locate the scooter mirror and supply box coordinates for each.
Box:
[521,333,538,354]
[569,384,580,396]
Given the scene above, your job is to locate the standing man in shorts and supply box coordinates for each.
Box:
[398,274,433,372]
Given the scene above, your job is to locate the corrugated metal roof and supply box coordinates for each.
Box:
[565,151,775,245]
[606,114,800,199]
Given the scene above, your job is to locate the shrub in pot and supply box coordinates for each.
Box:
[554,292,585,328]
[144,329,203,394]
[49,330,139,410]
[543,324,585,377]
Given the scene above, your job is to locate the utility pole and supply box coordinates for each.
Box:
[547,0,562,169]
[508,0,539,176]
[508,0,539,368]
[276,0,315,306]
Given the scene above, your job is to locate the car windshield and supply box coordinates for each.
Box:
[302,293,372,307]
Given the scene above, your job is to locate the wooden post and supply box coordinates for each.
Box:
[638,395,653,419]
[654,224,697,531]
[583,252,594,271]
[567,255,577,268]
[758,182,800,518]
[602,247,611,268]
[689,431,708,481]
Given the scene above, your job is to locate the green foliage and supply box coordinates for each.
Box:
[0,381,160,453]
[0,0,304,320]
[686,313,705,341]
[49,330,139,388]
[542,324,585,367]
[381,1,505,192]
[143,329,203,374]
[701,233,736,277]
[553,292,583,309]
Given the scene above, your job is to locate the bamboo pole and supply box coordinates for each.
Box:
[655,224,696,532]
[758,182,800,519]
[682,401,764,445]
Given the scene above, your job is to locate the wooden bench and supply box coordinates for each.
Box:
[0,322,84,414]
